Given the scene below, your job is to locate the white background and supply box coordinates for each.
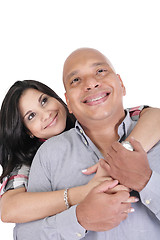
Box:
[0,0,160,238]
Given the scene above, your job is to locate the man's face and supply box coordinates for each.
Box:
[63,49,126,127]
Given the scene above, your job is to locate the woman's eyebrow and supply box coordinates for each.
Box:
[23,93,45,119]
[38,93,45,103]
[23,110,31,119]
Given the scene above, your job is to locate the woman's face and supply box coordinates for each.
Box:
[19,88,67,139]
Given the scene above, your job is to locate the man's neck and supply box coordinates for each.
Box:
[89,128,119,157]
[81,110,125,157]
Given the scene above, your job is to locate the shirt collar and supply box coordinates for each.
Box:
[75,122,89,147]
[118,109,133,142]
[75,109,133,148]
[75,121,103,159]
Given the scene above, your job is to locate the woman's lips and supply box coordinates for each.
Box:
[44,113,58,129]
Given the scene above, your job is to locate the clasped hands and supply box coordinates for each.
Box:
[77,138,152,231]
[84,137,152,193]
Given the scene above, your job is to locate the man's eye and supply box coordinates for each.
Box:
[41,97,48,106]
[28,112,36,120]
[97,69,106,74]
[71,78,80,85]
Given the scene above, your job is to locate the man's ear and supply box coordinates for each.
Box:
[64,92,73,113]
[117,74,126,96]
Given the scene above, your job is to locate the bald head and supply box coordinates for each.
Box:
[63,47,125,127]
[63,48,116,88]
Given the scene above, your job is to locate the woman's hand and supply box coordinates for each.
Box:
[82,160,134,198]
[82,159,110,177]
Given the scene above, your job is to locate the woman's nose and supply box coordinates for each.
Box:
[40,110,51,122]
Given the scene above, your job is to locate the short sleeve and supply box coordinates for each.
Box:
[0,164,30,197]
[128,105,149,121]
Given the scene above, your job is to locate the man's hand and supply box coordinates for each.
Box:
[101,138,152,192]
[76,180,135,231]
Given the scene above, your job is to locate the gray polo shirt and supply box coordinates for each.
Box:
[14,110,160,240]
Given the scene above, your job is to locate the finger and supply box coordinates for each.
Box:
[109,184,130,193]
[112,141,133,153]
[96,180,119,193]
[124,208,135,213]
[99,159,111,175]
[111,141,123,152]
[99,159,111,173]
[103,177,113,181]
[129,137,145,152]
[82,162,99,175]
[115,190,130,203]
[121,201,133,214]
[96,161,110,177]
[107,143,122,160]
[121,212,128,221]
[122,196,139,203]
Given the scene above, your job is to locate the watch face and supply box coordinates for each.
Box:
[121,141,134,151]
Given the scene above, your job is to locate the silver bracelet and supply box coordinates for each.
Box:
[121,141,134,151]
[64,188,70,209]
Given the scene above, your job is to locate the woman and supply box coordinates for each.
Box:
[0,80,160,223]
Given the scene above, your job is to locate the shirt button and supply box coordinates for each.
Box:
[76,232,82,237]
[145,199,151,205]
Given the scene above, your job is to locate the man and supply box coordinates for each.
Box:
[14,48,160,239]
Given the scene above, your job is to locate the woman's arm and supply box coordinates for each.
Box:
[1,107,160,223]
[0,172,109,223]
[126,107,160,152]
[83,107,160,175]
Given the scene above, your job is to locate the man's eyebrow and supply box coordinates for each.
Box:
[65,62,108,82]
[66,70,79,82]
[91,62,107,67]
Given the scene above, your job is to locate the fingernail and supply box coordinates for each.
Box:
[134,198,139,202]
[130,208,135,213]
[82,169,87,173]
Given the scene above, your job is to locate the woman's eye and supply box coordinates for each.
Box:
[41,97,48,106]
[28,112,36,120]
[71,78,80,85]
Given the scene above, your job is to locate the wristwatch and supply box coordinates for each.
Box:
[121,141,134,151]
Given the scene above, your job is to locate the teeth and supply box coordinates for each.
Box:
[87,93,107,103]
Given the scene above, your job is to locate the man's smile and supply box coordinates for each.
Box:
[82,91,111,106]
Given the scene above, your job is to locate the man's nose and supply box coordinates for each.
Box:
[84,77,100,91]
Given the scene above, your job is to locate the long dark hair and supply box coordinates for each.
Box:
[0,80,76,182]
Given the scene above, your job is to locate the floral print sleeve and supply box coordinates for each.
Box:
[128,105,148,121]
[0,164,30,197]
